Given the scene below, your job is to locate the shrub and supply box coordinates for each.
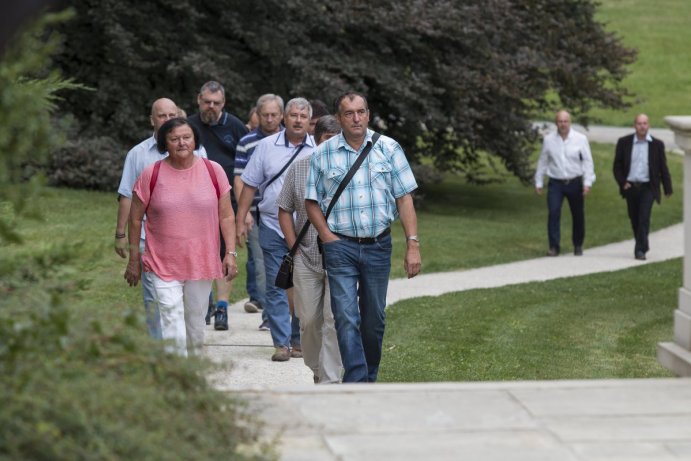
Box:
[0,246,274,461]
[0,10,273,461]
[47,136,125,191]
[410,163,443,209]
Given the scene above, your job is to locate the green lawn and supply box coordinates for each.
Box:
[390,142,683,278]
[593,0,691,127]
[380,259,680,382]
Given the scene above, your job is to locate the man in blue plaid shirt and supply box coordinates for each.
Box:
[305,92,422,383]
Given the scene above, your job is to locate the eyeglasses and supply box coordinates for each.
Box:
[340,109,368,119]
[201,99,224,107]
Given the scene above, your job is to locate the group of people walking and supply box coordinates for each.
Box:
[116,82,421,384]
[534,110,673,261]
[114,83,671,385]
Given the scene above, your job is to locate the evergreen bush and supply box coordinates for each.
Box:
[0,10,274,461]
[48,135,124,191]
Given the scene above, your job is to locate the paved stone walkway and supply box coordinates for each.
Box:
[203,122,687,460]
[204,224,688,460]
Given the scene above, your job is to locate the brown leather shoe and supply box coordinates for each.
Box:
[290,345,303,358]
[271,346,290,362]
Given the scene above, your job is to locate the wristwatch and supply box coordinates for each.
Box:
[227,250,238,257]
[406,235,420,243]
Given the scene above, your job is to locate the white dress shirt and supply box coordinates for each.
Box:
[534,129,595,188]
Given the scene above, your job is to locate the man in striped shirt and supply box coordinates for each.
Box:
[234,94,284,324]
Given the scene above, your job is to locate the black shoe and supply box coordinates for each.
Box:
[205,303,215,325]
[214,306,228,330]
[547,247,559,257]
[574,246,583,256]
[244,299,262,313]
[635,251,646,261]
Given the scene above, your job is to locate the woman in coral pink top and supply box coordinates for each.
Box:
[125,118,238,356]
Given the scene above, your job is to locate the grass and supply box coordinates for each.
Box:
[592,0,691,127]
[380,259,680,382]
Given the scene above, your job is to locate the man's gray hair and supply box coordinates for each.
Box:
[285,97,312,119]
[256,93,285,114]
[199,81,225,98]
[314,115,341,143]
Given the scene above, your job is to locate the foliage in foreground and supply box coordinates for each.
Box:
[0,285,272,460]
[0,11,273,461]
[53,0,634,185]
[380,259,679,382]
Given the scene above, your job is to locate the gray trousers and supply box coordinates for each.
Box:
[293,254,343,383]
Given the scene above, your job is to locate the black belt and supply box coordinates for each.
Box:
[550,177,582,185]
[629,181,650,187]
[334,228,391,244]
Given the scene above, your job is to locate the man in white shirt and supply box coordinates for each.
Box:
[114,98,178,338]
[534,110,595,256]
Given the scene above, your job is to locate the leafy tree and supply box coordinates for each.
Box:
[53,0,635,184]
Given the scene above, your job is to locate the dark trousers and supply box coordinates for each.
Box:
[547,178,585,251]
[624,183,654,255]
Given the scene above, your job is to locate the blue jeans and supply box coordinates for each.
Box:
[140,238,161,339]
[246,210,267,320]
[323,233,392,382]
[259,222,292,348]
[547,178,585,251]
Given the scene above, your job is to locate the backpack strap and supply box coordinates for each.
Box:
[149,160,162,198]
[201,157,220,198]
[146,158,220,214]
[145,160,163,214]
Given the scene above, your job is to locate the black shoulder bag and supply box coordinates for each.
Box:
[275,133,381,289]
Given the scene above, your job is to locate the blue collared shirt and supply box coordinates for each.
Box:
[305,129,418,238]
[627,134,651,182]
[235,127,285,210]
[241,130,315,236]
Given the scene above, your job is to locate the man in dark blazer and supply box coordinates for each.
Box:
[613,113,673,260]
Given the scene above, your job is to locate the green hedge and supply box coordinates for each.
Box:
[0,248,274,461]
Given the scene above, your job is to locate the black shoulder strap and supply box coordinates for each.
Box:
[265,143,306,191]
[325,132,380,220]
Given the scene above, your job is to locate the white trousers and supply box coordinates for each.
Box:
[293,254,343,383]
[148,273,212,357]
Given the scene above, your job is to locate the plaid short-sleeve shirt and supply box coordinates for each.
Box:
[305,129,417,238]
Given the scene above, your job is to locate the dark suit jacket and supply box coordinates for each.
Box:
[613,134,673,203]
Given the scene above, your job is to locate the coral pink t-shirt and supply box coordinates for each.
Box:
[133,158,231,281]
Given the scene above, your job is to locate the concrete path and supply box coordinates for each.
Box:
[246,378,691,461]
[204,224,687,460]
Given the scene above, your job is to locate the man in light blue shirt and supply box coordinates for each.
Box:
[305,92,421,383]
[236,97,315,362]
[613,113,673,260]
